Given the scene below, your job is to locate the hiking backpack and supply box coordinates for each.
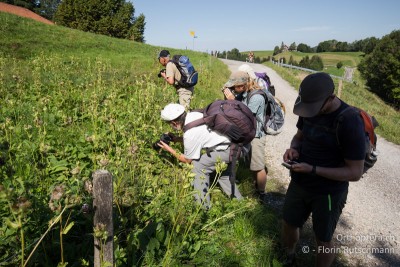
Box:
[247,89,285,135]
[254,72,275,96]
[336,106,379,174]
[170,55,198,88]
[183,100,256,198]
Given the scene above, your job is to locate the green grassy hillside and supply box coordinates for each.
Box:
[0,12,286,267]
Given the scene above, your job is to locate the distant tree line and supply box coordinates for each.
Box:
[273,37,380,55]
[0,0,146,42]
[215,48,270,63]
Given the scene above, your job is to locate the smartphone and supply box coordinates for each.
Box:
[282,161,299,169]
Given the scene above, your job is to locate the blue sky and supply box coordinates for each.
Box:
[131,0,399,53]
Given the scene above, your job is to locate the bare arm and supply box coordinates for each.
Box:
[160,72,175,85]
[291,159,364,182]
[158,141,192,164]
[284,129,364,182]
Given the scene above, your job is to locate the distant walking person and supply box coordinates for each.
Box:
[281,72,366,267]
[158,50,196,109]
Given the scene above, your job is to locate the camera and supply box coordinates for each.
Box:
[152,133,173,150]
[158,69,166,78]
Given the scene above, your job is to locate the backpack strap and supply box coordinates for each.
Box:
[246,90,270,133]
[183,118,204,132]
[182,109,204,133]
[334,106,355,148]
[229,143,243,199]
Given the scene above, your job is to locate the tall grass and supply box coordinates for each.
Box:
[0,12,280,266]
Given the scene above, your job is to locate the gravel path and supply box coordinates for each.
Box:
[221,59,400,266]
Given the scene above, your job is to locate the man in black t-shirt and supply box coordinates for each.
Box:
[281,73,365,267]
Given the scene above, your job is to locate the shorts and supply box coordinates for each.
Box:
[282,181,348,242]
[249,135,267,171]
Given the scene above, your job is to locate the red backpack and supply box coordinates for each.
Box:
[336,106,379,174]
[183,100,256,197]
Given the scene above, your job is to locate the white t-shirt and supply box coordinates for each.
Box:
[183,112,230,160]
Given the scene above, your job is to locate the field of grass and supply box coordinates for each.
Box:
[0,12,290,267]
[272,51,364,67]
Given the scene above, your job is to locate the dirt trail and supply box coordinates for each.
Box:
[221,59,400,266]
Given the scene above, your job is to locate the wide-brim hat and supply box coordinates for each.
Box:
[293,72,335,117]
[224,71,249,88]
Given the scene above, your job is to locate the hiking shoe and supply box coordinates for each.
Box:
[257,192,271,205]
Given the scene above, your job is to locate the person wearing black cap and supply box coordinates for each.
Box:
[281,72,366,266]
[158,50,193,109]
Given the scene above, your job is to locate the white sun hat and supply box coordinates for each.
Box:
[238,64,256,80]
[161,103,185,121]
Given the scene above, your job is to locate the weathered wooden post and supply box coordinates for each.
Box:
[338,79,343,98]
[93,170,113,267]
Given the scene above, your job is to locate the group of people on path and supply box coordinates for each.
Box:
[157,50,366,267]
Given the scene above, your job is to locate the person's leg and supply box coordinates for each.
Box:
[177,88,193,110]
[250,136,267,197]
[192,156,213,208]
[192,148,242,207]
[212,149,243,200]
[218,174,243,200]
[312,189,348,267]
[282,220,300,256]
[315,239,335,267]
[282,182,312,261]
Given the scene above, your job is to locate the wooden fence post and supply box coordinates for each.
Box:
[338,79,343,98]
[93,170,113,267]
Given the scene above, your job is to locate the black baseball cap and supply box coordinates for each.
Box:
[158,50,170,59]
[293,72,335,117]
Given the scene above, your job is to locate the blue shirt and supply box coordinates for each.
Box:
[241,91,266,138]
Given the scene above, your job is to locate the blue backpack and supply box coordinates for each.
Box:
[247,89,285,135]
[171,55,198,88]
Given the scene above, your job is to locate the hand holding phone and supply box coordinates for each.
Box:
[282,160,299,169]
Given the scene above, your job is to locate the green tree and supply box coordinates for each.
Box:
[309,55,324,70]
[362,37,379,54]
[335,41,349,52]
[358,30,400,108]
[35,0,61,20]
[130,13,146,42]
[299,56,310,68]
[280,41,285,52]
[273,46,280,56]
[289,42,297,51]
[1,0,36,10]
[337,61,343,69]
[297,43,312,53]
[54,0,144,40]
[317,40,337,52]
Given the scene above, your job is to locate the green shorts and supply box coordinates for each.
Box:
[283,181,348,242]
